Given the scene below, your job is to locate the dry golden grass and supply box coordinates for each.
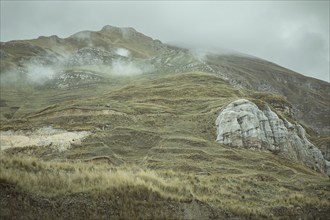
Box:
[0,154,191,201]
[1,149,329,218]
[1,71,329,218]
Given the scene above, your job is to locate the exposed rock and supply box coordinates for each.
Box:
[66,47,119,66]
[311,138,330,161]
[0,126,90,152]
[52,70,102,89]
[207,55,330,136]
[216,99,329,175]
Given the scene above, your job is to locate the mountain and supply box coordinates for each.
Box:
[207,54,330,136]
[0,25,329,219]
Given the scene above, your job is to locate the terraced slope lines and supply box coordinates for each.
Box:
[0,25,329,219]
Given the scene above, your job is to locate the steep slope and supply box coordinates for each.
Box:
[0,25,329,219]
[206,54,330,136]
[1,26,328,137]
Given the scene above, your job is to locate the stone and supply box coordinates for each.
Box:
[216,99,329,175]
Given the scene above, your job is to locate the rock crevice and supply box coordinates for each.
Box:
[216,99,329,175]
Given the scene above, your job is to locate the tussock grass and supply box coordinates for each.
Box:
[0,154,192,201]
[1,70,329,218]
[1,149,330,218]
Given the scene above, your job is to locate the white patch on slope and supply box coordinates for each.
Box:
[0,126,90,152]
[115,48,130,57]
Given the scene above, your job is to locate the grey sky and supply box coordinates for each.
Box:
[1,1,329,82]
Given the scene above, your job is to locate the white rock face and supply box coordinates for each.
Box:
[0,126,90,152]
[216,99,329,175]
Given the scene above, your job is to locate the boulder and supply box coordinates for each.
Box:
[216,99,329,175]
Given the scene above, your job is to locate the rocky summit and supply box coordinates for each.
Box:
[0,25,329,219]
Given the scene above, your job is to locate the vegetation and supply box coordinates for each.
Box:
[1,33,329,218]
[1,149,329,219]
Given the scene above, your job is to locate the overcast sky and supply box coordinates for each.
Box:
[1,1,329,82]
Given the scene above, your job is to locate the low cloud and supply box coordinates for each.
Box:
[0,60,59,87]
[70,31,91,41]
[111,59,153,76]
[0,55,154,88]
[25,61,57,83]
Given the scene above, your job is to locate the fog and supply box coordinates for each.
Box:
[25,62,57,83]
[71,31,91,42]
[112,59,153,76]
[0,1,329,81]
[0,61,58,86]
[0,54,153,86]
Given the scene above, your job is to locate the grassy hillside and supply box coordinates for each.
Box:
[1,70,329,219]
[1,26,329,219]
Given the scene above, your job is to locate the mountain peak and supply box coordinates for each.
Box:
[101,25,137,33]
[100,25,139,39]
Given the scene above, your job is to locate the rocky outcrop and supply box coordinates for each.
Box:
[66,47,119,66]
[216,99,329,176]
[207,55,330,136]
